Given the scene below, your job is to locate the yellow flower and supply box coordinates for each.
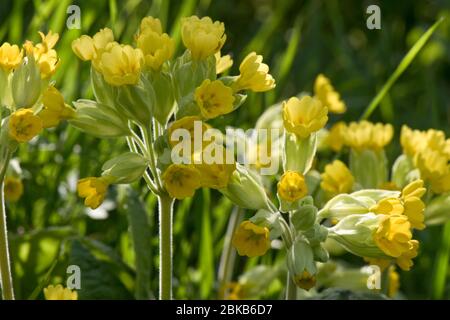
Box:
[162,164,201,199]
[277,170,308,202]
[72,28,114,62]
[44,285,78,300]
[194,79,235,119]
[363,257,391,272]
[136,17,174,71]
[415,149,448,180]
[326,121,347,152]
[232,220,270,258]
[0,42,23,71]
[344,121,393,151]
[233,52,275,92]
[400,125,428,157]
[8,109,43,143]
[24,31,60,78]
[293,271,316,291]
[96,43,143,86]
[181,16,226,60]
[36,31,59,53]
[4,177,24,202]
[282,96,328,138]
[388,266,400,298]
[223,282,245,300]
[195,162,236,189]
[373,215,412,258]
[215,51,233,74]
[168,116,210,151]
[320,160,354,197]
[77,176,113,209]
[313,74,346,114]
[39,86,75,128]
[396,239,419,271]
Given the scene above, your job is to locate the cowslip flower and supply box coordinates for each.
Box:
[344,121,393,151]
[215,51,233,74]
[320,160,354,197]
[232,220,270,257]
[168,116,211,154]
[194,79,235,119]
[233,52,275,92]
[8,109,43,142]
[77,176,114,209]
[196,161,236,189]
[44,285,78,300]
[4,177,24,202]
[72,28,114,64]
[0,42,23,71]
[39,86,75,128]
[282,96,328,138]
[293,271,317,291]
[24,31,60,78]
[326,121,347,152]
[314,74,346,114]
[277,170,308,202]
[373,214,412,258]
[136,17,174,71]
[181,16,226,60]
[96,43,143,86]
[162,164,201,199]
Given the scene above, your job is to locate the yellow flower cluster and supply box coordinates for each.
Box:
[314,74,346,114]
[277,170,308,202]
[320,160,354,197]
[401,125,450,193]
[44,285,78,300]
[343,121,393,151]
[24,31,60,78]
[232,221,271,257]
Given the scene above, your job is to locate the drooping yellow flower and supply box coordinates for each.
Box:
[313,74,346,114]
[77,176,113,209]
[388,266,400,298]
[0,42,23,71]
[282,96,328,138]
[373,215,412,258]
[44,284,78,300]
[136,17,174,71]
[326,121,347,152]
[39,86,75,128]
[96,43,143,86]
[320,160,354,197]
[194,79,235,119]
[277,170,308,202]
[72,28,114,63]
[293,271,316,291]
[395,239,419,271]
[168,116,210,151]
[181,16,226,60]
[232,220,270,258]
[233,52,275,92]
[344,121,393,151]
[4,177,24,202]
[8,109,43,142]
[215,51,233,74]
[162,164,201,199]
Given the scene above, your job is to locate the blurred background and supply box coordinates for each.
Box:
[0,0,449,299]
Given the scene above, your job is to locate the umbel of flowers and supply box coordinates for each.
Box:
[71,16,275,300]
[0,31,70,300]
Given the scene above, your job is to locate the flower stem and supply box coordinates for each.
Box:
[285,272,297,300]
[0,150,14,300]
[158,192,174,300]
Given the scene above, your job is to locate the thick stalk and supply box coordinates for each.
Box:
[285,273,297,300]
[0,151,14,300]
[158,192,174,300]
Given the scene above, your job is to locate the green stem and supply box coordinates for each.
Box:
[158,192,174,300]
[0,150,14,300]
[286,272,297,300]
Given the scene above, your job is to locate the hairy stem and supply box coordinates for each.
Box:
[158,192,174,300]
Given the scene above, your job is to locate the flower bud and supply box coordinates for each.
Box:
[286,239,317,290]
[101,152,149,184]
[291,204,317,231]
[391,154,414,189]
[148,71,175,125]
[115,80,155,126]
[91,66,117,107]
[349,148,388,189]
[283,131,317,175]
[11,55,42,108]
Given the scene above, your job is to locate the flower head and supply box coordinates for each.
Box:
[39,86,75,128]
[139,16,163,35]
[320,160,354,197]
[373,215,412,258]
[77,176,113,209]
[282,96,328,138]
[195,79,235,119]
[181,16,226,60]
[277,170,308,202]
[4,177,24,202]
[8,109,43,142]
[96,43,143,86]
[162,164,201,199]
[44,285,77,300]
[24,31,60,78]
[314,74,346,114]
[233,52,275,92]
[0,42,23,71]
[344,121,393,151]
[232,221,270,257]
[72,28,114,63]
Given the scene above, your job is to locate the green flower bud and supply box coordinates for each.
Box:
[425,193,450,226]
[283,131,317,175]
[91,66,116,107]
[391,154,414,189]
[255,101,283,132]
[312,244,329,262]
[101,152,149,184]
[11,55,42,108]
[291,204,317,231]
[69,99,131,138]
[302,223,328,245]
[0,69,13,108]
[286,239,317,290]
[349,149,387,189]
[219,163,271,210]
[148,71,174,125]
